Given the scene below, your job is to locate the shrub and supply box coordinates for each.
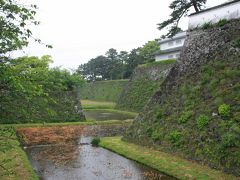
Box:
[178,111,193,124]
[156,111,163,119]
[217,19,228,27]
[233,112,240,122]
[202,22,213,30]
[233,38,240,48]
[146,127,153,137]
[169,131,182,144]
[197,115,210,130]
[91,137,100,146]
[222,133,236,148]
[218,104,230,117]
[151,130,161,142]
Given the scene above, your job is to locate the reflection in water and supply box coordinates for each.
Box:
[84,109,135,121]
[31,143,79,166]
[26,137,175,180]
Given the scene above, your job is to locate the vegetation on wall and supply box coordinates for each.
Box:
[116,60,176,112]
[79,80,128,102]
[125,56,240,176]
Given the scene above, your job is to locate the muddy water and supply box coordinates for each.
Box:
[84,109,135,121]
[26,137,175,180]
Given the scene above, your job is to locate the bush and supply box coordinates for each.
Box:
[233,38,240,48]
[146,127,153,137]
[156,111,163,119]
[218,104,230,117]
[151,130,161,142]
[197,115,210,130]
[178,111,193,124]
[202,22,213,30]
[91,137,100,146]
[169,131,182,145]
[222,133,236,148]
[217,19,228,27]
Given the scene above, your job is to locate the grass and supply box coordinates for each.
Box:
[84,108,138,117]
[79,80,128,102]
[138,59,176,68]
[100,137,238,180]
[0,127,38,180]
[81,99,116,109]
[0,119,133,128]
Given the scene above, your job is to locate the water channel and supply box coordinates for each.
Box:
[26,137,175,180]
[23,112,175,180]
[84,109,136,121]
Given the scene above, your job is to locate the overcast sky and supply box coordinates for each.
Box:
[13,0,227,69]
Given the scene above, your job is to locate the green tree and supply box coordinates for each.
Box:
[0,56,84,123]
[105,48,121,80]
[124,48,144,78]
[0,0,36,58]
[118,51,129,79]
[139,40,159,63]
[77,56,109,81]
[158,0,207,37]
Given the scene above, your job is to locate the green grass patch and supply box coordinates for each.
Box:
[0,127,38,180]
[138,59,176,68]
[84,108,138,117]
[0,119,133,128]
[100,137,238,180]
[79,80,128,102]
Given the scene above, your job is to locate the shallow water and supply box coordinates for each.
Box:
[26,137,175,180]
[84,109,135,121]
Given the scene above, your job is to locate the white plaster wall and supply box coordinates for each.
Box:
[189,2,240,29]
[155,51,180,61]
[160,38,185,50]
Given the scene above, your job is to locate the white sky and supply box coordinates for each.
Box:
[12,0,227,69]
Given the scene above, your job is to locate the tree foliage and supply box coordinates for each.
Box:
[0,0,37,57]
[158,0,207,37]
[77,40,160,81]
[0,0,52,60]
[139,40,159,63]
[0,56,84,124]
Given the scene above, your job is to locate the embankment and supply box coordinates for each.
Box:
[116,60,176,112]
[79,80,128,102]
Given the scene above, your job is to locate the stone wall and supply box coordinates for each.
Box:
[125,19,240,176]
[116,60,176,112]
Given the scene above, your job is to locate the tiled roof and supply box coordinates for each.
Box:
[189,0,240,16]
[155,46,182,55]
[159,32,187,44]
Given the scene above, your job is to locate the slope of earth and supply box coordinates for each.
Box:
[79,80,128,102]
[124,19,240,176]
[116,60,176,112]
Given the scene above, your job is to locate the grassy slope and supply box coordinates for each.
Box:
[79,79,128,102]
[100,137,238,180]
[116,60,176,112]
[0,127,38,180]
